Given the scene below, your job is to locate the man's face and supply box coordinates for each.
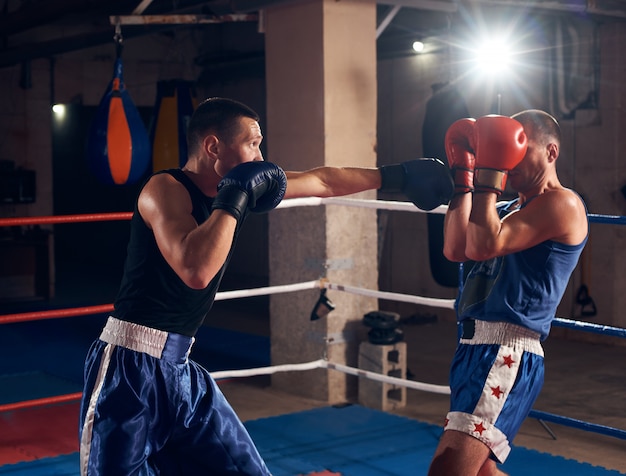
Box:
[507,133,546,192]
[214,116,264,177]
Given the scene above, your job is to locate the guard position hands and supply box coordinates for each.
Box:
[473,115,528,195]
[445,115,528,196]
[212,161,287,221]
[445,118,476,196]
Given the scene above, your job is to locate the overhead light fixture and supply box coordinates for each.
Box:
[52,104,66,119]
[468,31,522,114]
[474,36,512,73]
[412,41,425,53]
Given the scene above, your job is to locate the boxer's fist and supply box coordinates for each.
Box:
[445,118,476,195]
[380,158,454,211]
[212,161,287,221]
[244,161,287,213]
[473,115,528,194]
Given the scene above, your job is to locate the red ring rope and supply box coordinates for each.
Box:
[0,392,82,413]
[0,212,132,227]
[0,304,114,325]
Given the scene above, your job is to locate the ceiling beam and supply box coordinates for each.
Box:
[110,13,258,25]
[0,0,128,36]
[0,26,173,69]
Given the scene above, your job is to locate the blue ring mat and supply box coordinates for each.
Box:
[1,404,623,475]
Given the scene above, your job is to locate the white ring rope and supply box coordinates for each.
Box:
[323,282,456,309]
[275,196,448,215]
[212,279,454,395]
[211,360,327,380]
[211,196,453,396]
[214,280,456,310]
[274,197,323,209]
[215,280,321,301]
[323,361,451,395]
[210,359,452,395]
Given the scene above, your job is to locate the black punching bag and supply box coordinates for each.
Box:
[423,83,470,287]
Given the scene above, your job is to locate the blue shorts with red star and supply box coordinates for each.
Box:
[444,319,545,463]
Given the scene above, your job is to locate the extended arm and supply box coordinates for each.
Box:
[284,166,381,199]
[284,159,453,211]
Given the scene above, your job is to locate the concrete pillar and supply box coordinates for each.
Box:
[264,0,378,403]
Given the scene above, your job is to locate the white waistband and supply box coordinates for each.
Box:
[460,320,544,356]
[100,317,170,359]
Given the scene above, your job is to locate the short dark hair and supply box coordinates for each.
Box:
[187,97,260,156]
[511,109,561,147]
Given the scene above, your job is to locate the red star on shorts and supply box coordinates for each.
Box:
[473,422,487,435]
[502,354,516,368]
[491,386,504,398]
[444,418,449,427]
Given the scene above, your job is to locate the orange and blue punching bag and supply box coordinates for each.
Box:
[86,44,151,185]
[151,80,197,172]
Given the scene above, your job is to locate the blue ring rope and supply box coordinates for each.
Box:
[528,410,626,440]
[552,317,626,338]
[588,213,626,225]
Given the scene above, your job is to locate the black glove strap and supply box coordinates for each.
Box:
[211,185,249,221]
[379,164,405,192]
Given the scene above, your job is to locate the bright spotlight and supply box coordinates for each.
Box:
[52,104,66,119]
[412,41,425,53]
[474,37,512,73]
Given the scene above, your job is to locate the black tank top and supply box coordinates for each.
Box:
[112,169,240,337]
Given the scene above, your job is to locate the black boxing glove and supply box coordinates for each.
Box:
[247,162,287,214]
[212,161,287,221]
[379,158,454,211]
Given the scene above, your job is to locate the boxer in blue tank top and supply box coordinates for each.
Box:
[79,97,455,475]
[428,110,589,476]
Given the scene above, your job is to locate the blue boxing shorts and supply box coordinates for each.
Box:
[79,317,271,476]
[444,319,545,463]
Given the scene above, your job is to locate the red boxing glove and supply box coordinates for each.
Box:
[473,115,528,195]
[445,118,476,195]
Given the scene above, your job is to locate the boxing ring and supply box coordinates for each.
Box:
[1,197,626,463]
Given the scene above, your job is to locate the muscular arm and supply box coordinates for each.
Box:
[284,167,381,199]
[139,174,237,290]
[465,189,588,261]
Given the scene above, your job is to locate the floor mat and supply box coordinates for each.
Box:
[0,404,623,475]
[245,405,623,476]
[0,402,79,466]
[0,453,79,476]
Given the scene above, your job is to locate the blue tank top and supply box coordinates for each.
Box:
[112,169,244,337]
[457,197,587,340]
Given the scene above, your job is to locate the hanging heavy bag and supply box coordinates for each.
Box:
[86,40,150,186]
[151,79,197,172]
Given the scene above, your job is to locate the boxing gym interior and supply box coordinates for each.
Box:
[1,1,626,475]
